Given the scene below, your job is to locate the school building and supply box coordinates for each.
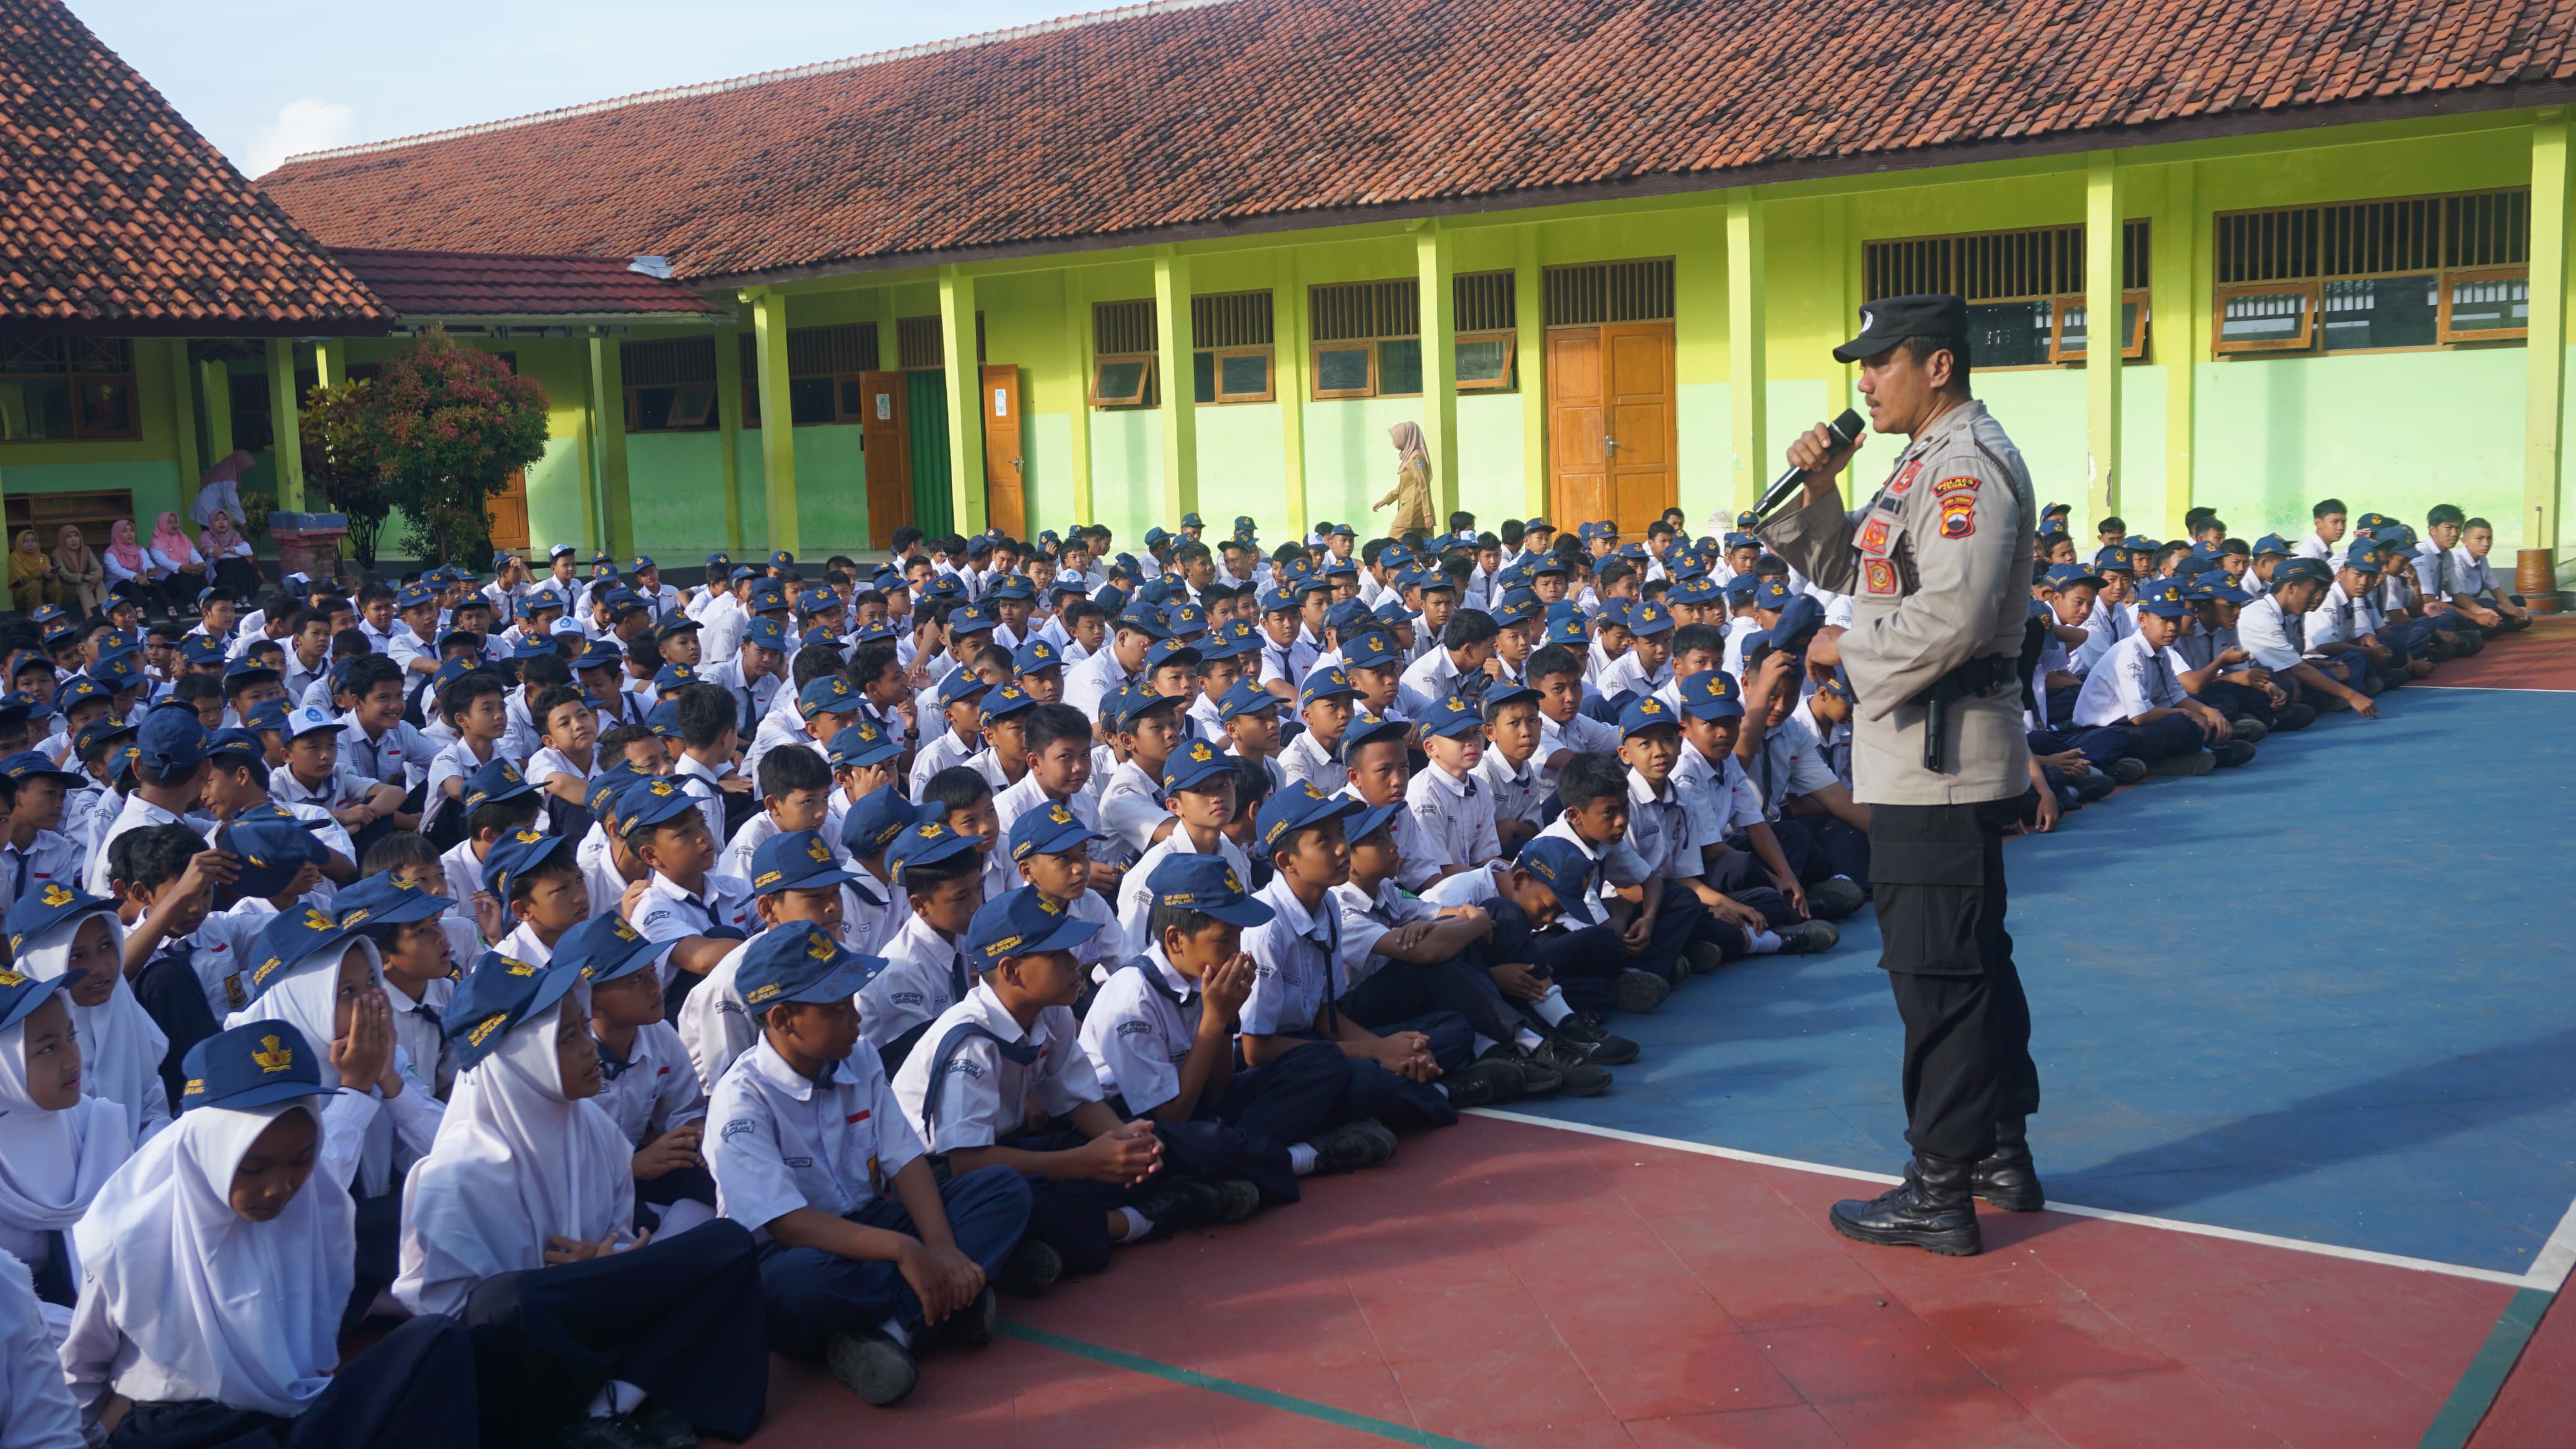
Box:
[11,0,2576,585]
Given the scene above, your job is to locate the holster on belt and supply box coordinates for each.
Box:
[1913,653,2017,770]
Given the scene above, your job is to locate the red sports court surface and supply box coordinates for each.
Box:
[2416,612,2576,690]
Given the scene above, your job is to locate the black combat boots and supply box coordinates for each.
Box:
[1828,1154,1982,1256]
[1972,1117,2046,1212]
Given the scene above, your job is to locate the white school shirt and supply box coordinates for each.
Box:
[1535,709,1621,789]
[1329,875,1439,993]
[2457,548,2505,597]
[339,716,431,791]
[1470,747,1546,831]
[422,736,497,833]
[2070,601,2135,678]
[672,752,736,847]
[386,626,439,702]
[1238,874,1341,1038]
[594,1019,706,1147]
[0,829,82,921]
[2072,631,2188,726]
[171,902,274,1020]
[1595,649,1669,702]
[1406,758,1499,871]
[383,974,458,1102]
[2236,596,2307,672]
[992,773,1103,844]
[907,726,980,797]
[1095,759,1171,862]
[2294,529,2338,562]
[1075,946,1204,1116]
[1672,741,1763,853]
[1277,727,1347,795]
[495,919,558,968]
[1396,648,1473,720]
[697,597,747,666]
[1538,812,1651,898]
[1744,711,1837,823]
[859,915,975,1056]
[1115,830,1255,947]
[80,793,189,898]
[437,838,493,928]
[708,1037,922,1238]
[1063,649,1139,721]
[523,746,596,798]
[890,981,1101,1153]
[1625,768,1704,881]
[1256,633,1318,693]
[2305,582,2381,650]
[269,759,376,814]
[1339,785,1447,892]
[630,871,759,982]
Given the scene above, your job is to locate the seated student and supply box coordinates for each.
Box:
[860,815,988,1069]
[2452,516,2533,631]
[420,669,509,848]
[1280,666,1360,794]
[1666,670,1843,949]
[2070,578,2258,776]
[1525,642,1620,793]
[0,955,133,1343]
[993,701,1103,847]
[723,741,840,881]
[1396,607,1501,718]
[400,950,767,1449]
[11,881,170,1146]
[1338,716,1458,893]
[666,682,753,847]
[61,1020,477,1449]
[1734,635,1873,897]
[919,763,1014,906]
[2294,497,2348,562]
[481,828,591,967]
[622,773,760,989]
[2302,550,2414,692]
[1093,684,1185,870]
[1,751,87,919]
[202,729,359,886]
[2169,573,2308,733]
[892,888,1256,1294]
[1466,683,1550,858]
[708,923,1026,1408]
[1115,738,1256,944]
[336,869,464,1102]
[908,668,994,796]
[266,703,406,858]
[1405,694,1504,874]
[438,760,549,943]
[1008,802,1129,986]
[520,684,599,806]
[1212,677,1290,796]
[1539,746,1723,995]
[554,913,714,1238]
[677,828,877,1091]
[1595,599,1675,706]
[126,815,329,1084]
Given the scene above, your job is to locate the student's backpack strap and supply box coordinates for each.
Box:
[921,1020,1040,1138]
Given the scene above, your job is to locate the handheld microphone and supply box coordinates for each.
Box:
[1752,409,1866,526]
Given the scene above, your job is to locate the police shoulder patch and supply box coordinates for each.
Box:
[1932,475,1982,495]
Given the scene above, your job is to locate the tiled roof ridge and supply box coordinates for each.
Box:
[275,0,1235,169]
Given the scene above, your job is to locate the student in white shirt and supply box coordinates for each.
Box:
[621,780,760,994]
[1403,695,1502,873]
[2071,579,2251,773]
[554,912,711,1236]
[2294,498,2348,563]
[858,819,988,1070]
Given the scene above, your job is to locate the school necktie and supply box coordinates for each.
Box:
[9,848,27,902]
[596,1037,635,1081]
[1458,777,1479,799]
[947,949,970,1004]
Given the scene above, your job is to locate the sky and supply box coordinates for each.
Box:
[64,0,1102,176]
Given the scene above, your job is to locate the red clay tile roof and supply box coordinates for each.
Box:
[0,0,389,333]
[329,248,728,321]
[261,0,2576,286]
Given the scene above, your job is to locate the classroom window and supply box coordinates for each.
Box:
[0,336,140,442]
[1190,290,1275,404]
[1092,299,1159,407]
[2213,189,2528,355]
[1541,259,1674,328]
[1453,269,1518,392]
[621,337,720,433]
[1863,223,2149,368]
[738,321,881,427]
[1308,279,1418,399]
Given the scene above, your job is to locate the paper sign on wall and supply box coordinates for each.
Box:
[874,393,891,421]
[993,388,1009,417]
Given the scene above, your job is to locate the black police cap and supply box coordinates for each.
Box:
[1832,294,1970,363]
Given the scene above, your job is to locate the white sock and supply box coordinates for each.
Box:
[1515,1027,1545,1053]
[1117,1206,1154,1242]
[1745,929,1782,955]
[585,1380,648,1417]
[878,1318,913,1350]
[1532,988,1574,1026]
[1434,1082,1451,1100]
[1470,1032,1499,1058]
[1288,1142,1320,1176]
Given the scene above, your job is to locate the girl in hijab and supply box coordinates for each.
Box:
[51,523,106,617]
[11,885,170,1144]
[100,520,168,617]
[61,1019,478,1449]
[0,961,131,1343]
[399,952,766,1449]
[1373,420,1437,536]
[148,512,207,607]
[196,510,262,598]
[10,528,59,614]
[192,449,252,531]
[227,907,446,1331]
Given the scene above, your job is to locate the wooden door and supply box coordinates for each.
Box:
[980,363,1025,540]
[859,371,912,549]
[1545,329,1608,529]
[487,468,530,552]
[1602,323,1676,535]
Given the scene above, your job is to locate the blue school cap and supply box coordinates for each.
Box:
[1113,604,1172,641]
[5,881,113,958]
[2339,551,2382,577]
[946,603,996,636]
[1161,737,1234,796]
[1338,715,1409,767]
[2091,548,2136,573]
[88,654,144,691]
[1617,694,1681,738]
[1011,638,1064,675]
[1341,632,1404,672]
[1144,853,1274,928]
[1627,601,1674,637]
[135,703,211,773]
[1257,585,1300,614]
[1142,526,1173,548]
[984,576,1035,603]
[1720,574,1760,603]
[798,674,861,716]
[1101,683,1179,733]
[2133,580,2191,617]
[485,826,581,900]
[828,718,901,770]
[333,871,455,933]
[219,816,331,900]
[1216,678,1279,722]
[1676,669,1745,721]
[2120,535,2159,552]
[1343,798,1406,850]
[2273,558,2333,587]
[980,684,1040,727]
[840,785,916,858]
[50,677,108,715]
[1769,594,1825,649]
[751,829,859,897]
[462,758,537,812]
[585,763,643,819]
[573,640,624,672]
[1325,599,1373,638]
[1752,577,1795,609]
[0,750,84,787]
[964,886,1102,968]
[886,812,982,886]
[2043,564,2107,591]
[1162,602,1209,635]
[726,616,783,653]
[1490,588,1541,626]
[444,952,585,1071]
[524,585,567,612]
[1481,682,1541,720]
[0,960,73,1035]
[395,583,437,611]
[618,776,703,835]
[1544,615,1589,646]
[651,663,698,692]
[1144,639,1202,674]
[1664,577,1719,607]
[1298,668,1358,709]
[933,669,991,710]
[642,700,684,739]
[242,902,362,1005]
[2194,571,2252,604]
[178,1020,328,1114]
[1256,780,1362,856]
[427,658,476,697]
[1419,694,1482,739]
[1009,799,1099,861]
[1513,838,1600,922]
[2251,534,2294,558]
[747,584,791,615]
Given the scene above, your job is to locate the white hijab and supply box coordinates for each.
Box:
[21,912,168,1147]
[394,986,632,1319]
[227,937,394,1195]
[0,1005,130,1245]
[73,1100,350,1417]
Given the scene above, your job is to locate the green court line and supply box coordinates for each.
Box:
[1000,1322,1489,1449]
[2417,1285,2557,1449]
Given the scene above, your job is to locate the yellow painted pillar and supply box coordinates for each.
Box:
[938,266,986,536]
[1275,248,1308,539]
[1416,222,1460,521]
[315,339,345,391]
[748,290,798,557]
[2526,110,2570,553]
[587,334,633,557]
[2154,162,2199,539]
[1515,225,1546,520]
[1062,269,1094,526]
[199,359,234,462]
[264,337,306,511]
[1725,189,1767,514]
[2085,150,2126,524]
[166,340,201,509]
[713,311,746,553]
[1150,246,1198,525]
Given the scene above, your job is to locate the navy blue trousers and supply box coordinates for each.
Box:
[758,1165,1031,1355]
[110,1315,476,1449]
[1618,881,1749,983]
[1206,1037,1369,1157]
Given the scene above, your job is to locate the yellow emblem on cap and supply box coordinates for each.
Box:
[515,827,546,844]
[806,931,837,960]
[502,957,538,977]
[0,968,23,987]
[1222,868,1243,893]
[38,884,74,908]
[252,1034,294,1073]
[302,907,336,931]
[1048,804,1073,824]
[340,907,372,926]
[1638,700,1662,715]
[807,837,831,863]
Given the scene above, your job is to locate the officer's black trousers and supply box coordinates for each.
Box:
[1867,799,2041,1164]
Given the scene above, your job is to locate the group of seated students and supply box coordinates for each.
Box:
[0,494,2537,1447]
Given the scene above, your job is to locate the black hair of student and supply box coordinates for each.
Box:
[209,742,272,791]
[1269,541,1305,567]
[1499,520,1525,548]
[357,583,398,609]
[1525,642,1583,685]
[437,669,506,725]
[784,644,843,693]
[1476,531,1500,550]
[518,655,570,694]
[1229,757,1273,816]
[1647,520,1676,540]
[972,643,1015,675]
[2183,506,2217,531]
[2312,497,2347,518]
[1897,334,1972,387]
[2029,559,2054,586]
[674,683,737,749]
[624,635,662,672]
[1670,622,1725,658]
[466,791,546,840]
[897,850,979,896]
[438,632,482,659]
[1639,578,1671,602]
[1147,900,1219,947]
[1556,751,1630,809]
[110,822,210,897]
[595,722,655,761]
[451,595,495,621]
[890,526,925,555]
[1359,537,1391,567]
[281,606,329,637]
[507,851,584,904]
[827,568,856,591]
[758,741,833,798]
[0,775,15,809]
[2426,503,2466,528]
[2095,515,2126,536]
[851,588,885,611]
[1021,703,1092,759]
[846,642,900,690]
[2155,542,2191,567]
[920,765,995,817]
[1442,609,1500,652]
[360,832,441,877]
[1172,541,1211,568]
[1448,511,1474,532]
[1596,562,1637,591]
[342,652,402,696]
[1752,554,1791,580]
[2464,515,2494,533]
[528,683,586,736]
[1058,598,1105,629]
[328,627,373,663]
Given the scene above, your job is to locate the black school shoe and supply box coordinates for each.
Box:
[998,1235,1063,1297]
[1308,1117,1399,1173]
[1612,968,1671,1014]
[1804,877,1868,920]
[2228,716,2270,743]
[1527,1037,1613,1096]
[2273,702,2318,731]
[1443,1054,1530,1107]
[2212,740,2258,768]
[2069,771,2117,803]
[1776,918,1840,954]
[1479,1043,1563,1097]
[1129,1177,1234,1238]
[2105,756,2149,785]
[628,1402,699,1449]
[1554,1012,1640,1064]
[824,1327,920,1406]
[1828,1155,1983,1257]
[938,1285,1000,1348]
[554,1417,659,1449]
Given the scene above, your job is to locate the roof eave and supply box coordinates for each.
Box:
[0,313,398,339]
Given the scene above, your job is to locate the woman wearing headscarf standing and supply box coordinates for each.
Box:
[9,528,59,614]
[0,961,132,1341]
[197,510,262,598]
[51,524,105,617]
[61,1019,479,1449]
[149,513,207,612]
[192,449,253,531]
[1373,420,1437,537]
[398,952,767,1449]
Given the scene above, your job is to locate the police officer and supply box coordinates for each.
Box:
[1760,295,2040,1258]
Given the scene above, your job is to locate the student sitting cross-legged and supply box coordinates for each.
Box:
[2069,578,2256,778]
[861,814,990,1071]
[401,950,768,1449]
[678,827,882,1091]
[892,887,1264,1297]
[706,923,1027,1408]
[555,912,716,1240]
[1420,835,1645,1046]
[1666,669,1842,954]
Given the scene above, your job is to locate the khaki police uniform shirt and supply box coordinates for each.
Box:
[1758,398,2034,807]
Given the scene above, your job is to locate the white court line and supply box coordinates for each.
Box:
[1469,1108,2548,1289]
[2414,684,2576,693]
